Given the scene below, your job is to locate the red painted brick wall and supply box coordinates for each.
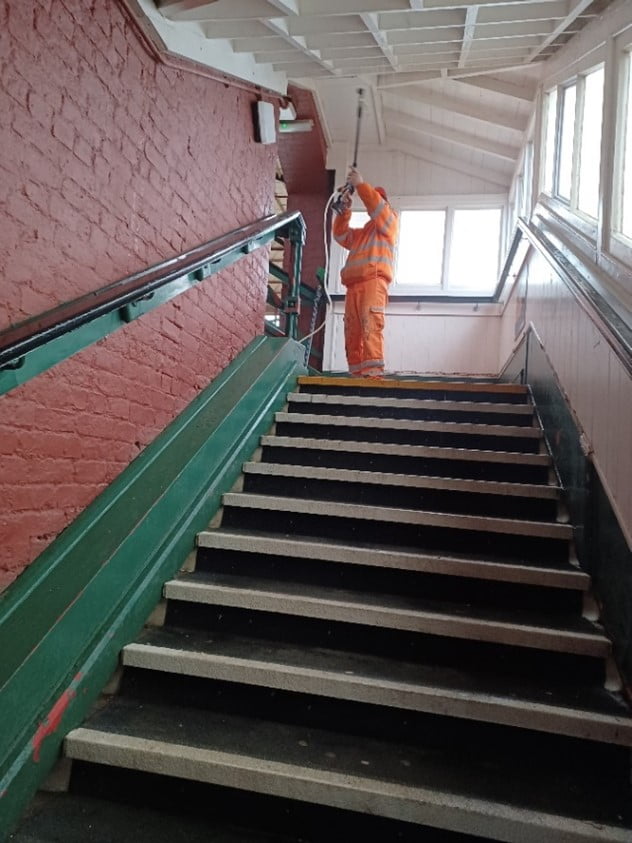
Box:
[0,0,277,590]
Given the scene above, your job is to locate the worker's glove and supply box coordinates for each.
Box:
[347,167,363,187]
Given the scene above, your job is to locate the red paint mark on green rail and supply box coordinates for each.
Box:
[31,673,83,762]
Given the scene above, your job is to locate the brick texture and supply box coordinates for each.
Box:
[0,0,277,587]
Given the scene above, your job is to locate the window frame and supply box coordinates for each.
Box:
[328,194,506,299]
[609,41,632,262]
[543,63,605,224]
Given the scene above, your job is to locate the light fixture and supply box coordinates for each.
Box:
[279,119,314,134]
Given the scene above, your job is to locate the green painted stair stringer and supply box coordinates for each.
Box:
[0,335,307,840]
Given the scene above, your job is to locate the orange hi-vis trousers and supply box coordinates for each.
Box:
[344,276,388,377]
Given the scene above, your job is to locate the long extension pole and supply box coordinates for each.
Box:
[351,88,365,169]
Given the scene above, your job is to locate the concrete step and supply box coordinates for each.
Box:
[221,492,572,541]
[289,391,535,417]
[196,529,588,590]
[242,462,560,500]
[163,572,608,657]
[123,627,632,745]
[274,412,542,442]
[260,435,551,467]
[65,699,632,843]
[298,376,531,402]
[9,792,287,843]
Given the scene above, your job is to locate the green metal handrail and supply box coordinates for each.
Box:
[0,211,306,398]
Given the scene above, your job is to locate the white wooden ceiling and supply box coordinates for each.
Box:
[149,0,609,188]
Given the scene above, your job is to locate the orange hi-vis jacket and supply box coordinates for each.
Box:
[332,183,399,287]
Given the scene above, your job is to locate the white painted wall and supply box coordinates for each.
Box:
[323,300,505,377]
[500,249,632,547]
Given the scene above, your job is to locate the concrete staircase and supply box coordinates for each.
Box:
[13,377,632,842]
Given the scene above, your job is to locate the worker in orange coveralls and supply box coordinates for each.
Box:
[333,167,399,378]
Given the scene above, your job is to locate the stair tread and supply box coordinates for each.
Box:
[66,699,631,836]
[298,376,529,395]
[289,392,534,415]
[222,492,572,539]
[197,528,589,587]
[242,462,561,499]
[261,436,552,464]
[276,412,541,438]
[10,792,288,843]
[164,571,607,653]
[125,627,632,737]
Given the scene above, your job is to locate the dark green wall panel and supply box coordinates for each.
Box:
[0,336,307,839]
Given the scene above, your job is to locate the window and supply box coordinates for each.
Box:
[542,66,605,219]
[557,83,577,200]
[615,50,632,240]
[395,206,503,295]
[578,67,604,216]
[396,210,445,287]
[543,88,558,193]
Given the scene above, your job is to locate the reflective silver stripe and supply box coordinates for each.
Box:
[345,255,395,271]
[382,212,396,231]
[371,199,386,220]
[369,306,385,313]
[349,362,366,373]
[364,236,395,256]
[360,358,384,368]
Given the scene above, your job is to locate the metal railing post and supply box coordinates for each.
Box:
[285,217,306,340]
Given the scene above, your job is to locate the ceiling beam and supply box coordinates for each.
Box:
[158,0,281,22]
[383,108,519,162]
[527,0,596,61]
[202,21,277,39]
[379,9,465,31]
[385,86,527,133]
[387,27,465,46]
[459,5,478,69]
[455,75,537,102]
[387,136,510,189]
[300,0,410,13]
[377,70,443,88]
[446,59,544,79]
[361,12,399,72]
[286,15,367,36]
[476,1,572,25]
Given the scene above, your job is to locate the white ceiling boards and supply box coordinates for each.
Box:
[145,0,613,189]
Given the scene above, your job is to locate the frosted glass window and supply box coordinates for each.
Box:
[543,89,558,193]
[557,84,577,200]
[447,209,502,293]
[578,67,605,218]
[396,210,445,287]
[621,55,632,238]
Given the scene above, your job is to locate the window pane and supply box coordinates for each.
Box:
[578,67,604,218]
[395,210,445,286]
[447,209,502,293]
[621,55,632,238]
[543,89,558,193]
[557,84,577,200]
[350,210,370,228]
